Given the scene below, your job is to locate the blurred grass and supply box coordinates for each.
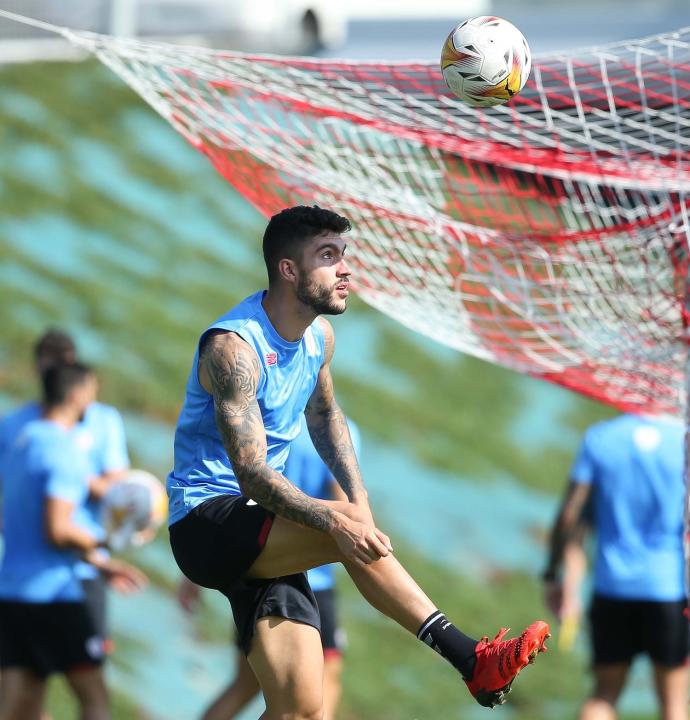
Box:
[46,673,150,719]
[1,58,625,718]
[338,537,658,720]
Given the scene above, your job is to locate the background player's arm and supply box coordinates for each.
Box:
[88,468,128,499]
[543,480,592,583]
[45,497,147,591]
[543,481,591,625]
[45,497,102,552]
[87,407,130,499]
[305,318,368,507]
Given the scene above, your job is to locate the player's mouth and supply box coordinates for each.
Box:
[335,282,349,298]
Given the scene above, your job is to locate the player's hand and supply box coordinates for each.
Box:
[177,576,202,614]
[332,517,393,566]
[545,579,582,621]
[101,558,148,594]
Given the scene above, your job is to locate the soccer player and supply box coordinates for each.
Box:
[167,205,550,718]
[0,329,77,471]
[0,329,132,651]
[0,363,146,720]
[177,415,359,720]
[543,413,689,720]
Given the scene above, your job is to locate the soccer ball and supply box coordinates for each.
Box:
[102,470,168,552]
[441,16,531,108]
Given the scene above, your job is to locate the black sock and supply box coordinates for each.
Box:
[417,611,478,680]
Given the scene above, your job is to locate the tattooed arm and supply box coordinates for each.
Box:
[305,318,369,507]
[198,329,339,533]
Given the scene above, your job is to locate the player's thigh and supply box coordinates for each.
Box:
[590,663,631,703]
[65,666,109,708]
[0,668,46,720]
[247,500,362,580]
[652,662,690,717]
[248,617,324,719]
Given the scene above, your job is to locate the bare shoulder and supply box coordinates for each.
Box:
[198,330,260,396]
[316,317,335,362]
[199,328,253,359]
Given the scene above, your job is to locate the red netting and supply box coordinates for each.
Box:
[67,27,690,416]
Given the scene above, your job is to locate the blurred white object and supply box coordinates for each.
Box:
[343,0,490,20]
[0,0,346,62]
[136,0,346,52]
[102,469,168,552]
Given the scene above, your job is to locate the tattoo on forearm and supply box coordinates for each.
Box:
[243,466,336,532]
[306,372,364,501]
[199,332,336,532]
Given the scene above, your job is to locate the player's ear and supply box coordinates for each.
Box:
[278,257,298,283]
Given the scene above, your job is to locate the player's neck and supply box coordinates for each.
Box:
[42,404,81,429]
[262,288,317,342]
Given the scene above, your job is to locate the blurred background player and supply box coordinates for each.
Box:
[0,329,133,652]
[0,329,77,470]
[0,363,146,720]
[542,412,689,720]
[178,415,360,720]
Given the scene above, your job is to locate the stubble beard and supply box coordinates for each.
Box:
[296,276,346,316]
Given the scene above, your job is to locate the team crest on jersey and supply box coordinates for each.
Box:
[75,429,94,452]
[265,351,277,366]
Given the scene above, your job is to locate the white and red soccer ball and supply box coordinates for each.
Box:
[441,16,531,108]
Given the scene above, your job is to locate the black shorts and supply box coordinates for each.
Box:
[232,587,344,655]
[314,588,346,656]
[590,594,690,667]
[82,575,111,653]
[170,494,320,655]
[0,600,105,678]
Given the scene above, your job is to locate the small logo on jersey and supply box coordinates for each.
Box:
[265,351,277,366]
[75,429,94,452]
[634,425,661,452]
[246,499,258,506]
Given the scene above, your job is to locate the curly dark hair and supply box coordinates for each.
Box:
[262,205,351,283]
[33,329,77,371]
[41,362,92,408]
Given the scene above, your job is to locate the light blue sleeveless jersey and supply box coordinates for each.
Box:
[167,291,326,525]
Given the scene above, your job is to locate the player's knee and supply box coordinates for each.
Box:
[265,706,323,720]
[69,672,109,708]
[291,710,323,720]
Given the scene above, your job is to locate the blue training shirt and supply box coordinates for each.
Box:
[0,400,129,580]
[167,291,326,525]
[571,413,685,601]
[0,420,93,602]
[285,416,361,592]
[0,401,41,479]
[73,402,130,579]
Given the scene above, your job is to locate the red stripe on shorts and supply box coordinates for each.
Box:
[257,514,274,548]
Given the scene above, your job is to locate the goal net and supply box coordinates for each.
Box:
[9,13,690,418]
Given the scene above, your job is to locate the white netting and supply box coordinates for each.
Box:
[3,10,689,417]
